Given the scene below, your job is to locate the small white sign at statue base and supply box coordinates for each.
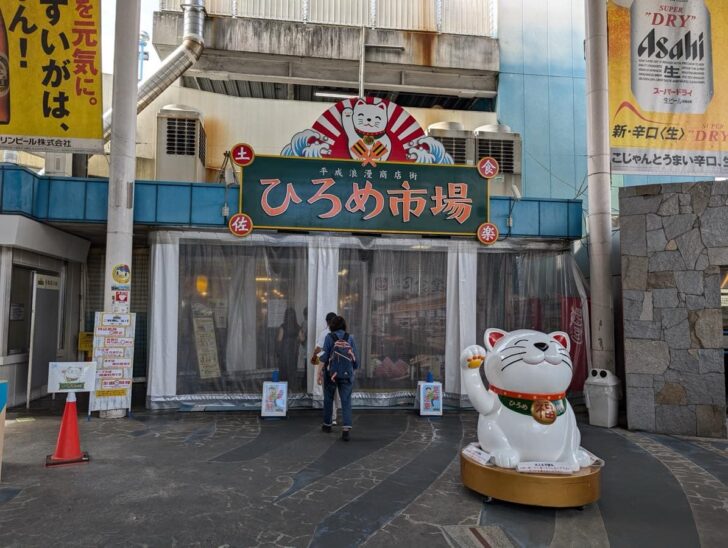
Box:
[462,443,492,467]
[261,382,288,417]
[516,462,578,475]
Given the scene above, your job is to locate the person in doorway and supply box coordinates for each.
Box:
[319,315,358,441]
[276,307,300,384]
[298,307,308,391]
[311,312,341,423]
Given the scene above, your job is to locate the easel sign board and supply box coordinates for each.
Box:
[48,362,97,393]
[261,382,288,417]
[1,381,7,481]
[419,382,443,416]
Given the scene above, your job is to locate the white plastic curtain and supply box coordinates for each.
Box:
[147,231,590,407]
[176,238,308,395]
[337,243,448,390]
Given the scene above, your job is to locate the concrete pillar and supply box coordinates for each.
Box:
[104,0,141,312]
[585,0,615,372]
[102,0,141,418]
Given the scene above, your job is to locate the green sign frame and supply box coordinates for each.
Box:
[241,156,488,236]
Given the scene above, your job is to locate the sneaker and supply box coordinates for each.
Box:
[322,425,332,433]
[342,430,350,442]
[332,419,337,426]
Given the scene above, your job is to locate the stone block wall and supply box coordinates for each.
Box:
[620,182,726,438]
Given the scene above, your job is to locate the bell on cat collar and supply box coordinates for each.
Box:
[531,399,557,425]
[363,135,375,146]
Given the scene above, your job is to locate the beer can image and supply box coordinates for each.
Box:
[630,0,714,114]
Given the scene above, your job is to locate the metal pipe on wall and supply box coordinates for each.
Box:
[585,0,615,372]
[102,0,206,142]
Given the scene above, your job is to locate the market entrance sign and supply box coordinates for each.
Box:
[242,156,488,236]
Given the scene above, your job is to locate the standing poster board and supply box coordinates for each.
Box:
[89,313,135,413]
[0,380,7,481]
[419,381,443,416]
[261,381,288,417]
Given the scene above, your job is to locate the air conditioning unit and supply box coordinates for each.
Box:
[428,122,523,197]
[155,104,206,182]
[474,124,522,198]
[427,121,474,166]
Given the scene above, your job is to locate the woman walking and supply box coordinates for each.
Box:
[319,315,358,441]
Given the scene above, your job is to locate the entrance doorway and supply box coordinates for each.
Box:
[26,273,61,407]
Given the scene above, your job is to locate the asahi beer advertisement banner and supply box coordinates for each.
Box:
[0,1,103,153]
[608,0,728,176]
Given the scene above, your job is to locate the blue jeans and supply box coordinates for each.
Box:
[323,374,353,429]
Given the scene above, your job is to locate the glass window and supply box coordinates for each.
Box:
[177,242,308,395]
[7,266,33,355]
[338,247,448,390]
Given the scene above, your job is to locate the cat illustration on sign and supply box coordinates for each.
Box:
[460,328,591,470]
[281,97,453,164]
[342,99,392,162]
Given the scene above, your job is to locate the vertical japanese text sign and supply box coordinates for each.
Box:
[0,0,103,153]
[608,0,728,176]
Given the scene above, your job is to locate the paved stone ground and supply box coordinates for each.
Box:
[0,407,727,547]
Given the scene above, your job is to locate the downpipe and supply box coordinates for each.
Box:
[102,0,206,142]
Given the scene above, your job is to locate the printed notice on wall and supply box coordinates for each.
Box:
[89,312,135,413]
[192,303,221,379]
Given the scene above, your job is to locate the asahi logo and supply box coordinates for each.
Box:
[630,0,713,114]
[637,30,705,61]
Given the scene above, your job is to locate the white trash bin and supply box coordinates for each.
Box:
[584,369,620,428]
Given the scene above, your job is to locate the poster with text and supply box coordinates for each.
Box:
[261,381,288,417]
[0,1,103,153]
[48,361,96,393]
[419,382,443,416]
[89,312,135,413]
[608,0,728,176]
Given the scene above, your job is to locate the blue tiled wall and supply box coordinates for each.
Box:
[497,0,702,207]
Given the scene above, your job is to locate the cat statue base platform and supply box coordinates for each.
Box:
[459,328,602,508]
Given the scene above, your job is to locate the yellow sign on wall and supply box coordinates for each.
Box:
[0,1,102,153]
[608,0,728,176]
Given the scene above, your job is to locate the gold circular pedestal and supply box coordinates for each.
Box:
[461,452,602,508]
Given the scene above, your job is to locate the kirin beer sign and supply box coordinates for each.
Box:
[281,97,454,165]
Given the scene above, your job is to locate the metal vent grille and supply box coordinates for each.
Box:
[198,124,206,167]
[85,248,150,378]
[432,136,468,164]
[476,139,515,173]
[166,118,197,156]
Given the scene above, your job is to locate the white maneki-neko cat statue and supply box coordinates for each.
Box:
[460,328,592,470]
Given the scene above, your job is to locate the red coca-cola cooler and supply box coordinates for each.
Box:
[561,297,589,393]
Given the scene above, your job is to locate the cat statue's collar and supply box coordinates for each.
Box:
[489,385,567,426]
[488,385,566,401]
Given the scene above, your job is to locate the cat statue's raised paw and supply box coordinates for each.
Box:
[461,328,592,470]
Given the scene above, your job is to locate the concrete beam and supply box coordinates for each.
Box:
[153,12,498,95]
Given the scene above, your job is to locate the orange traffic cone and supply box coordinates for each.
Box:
[46,392,90,467]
